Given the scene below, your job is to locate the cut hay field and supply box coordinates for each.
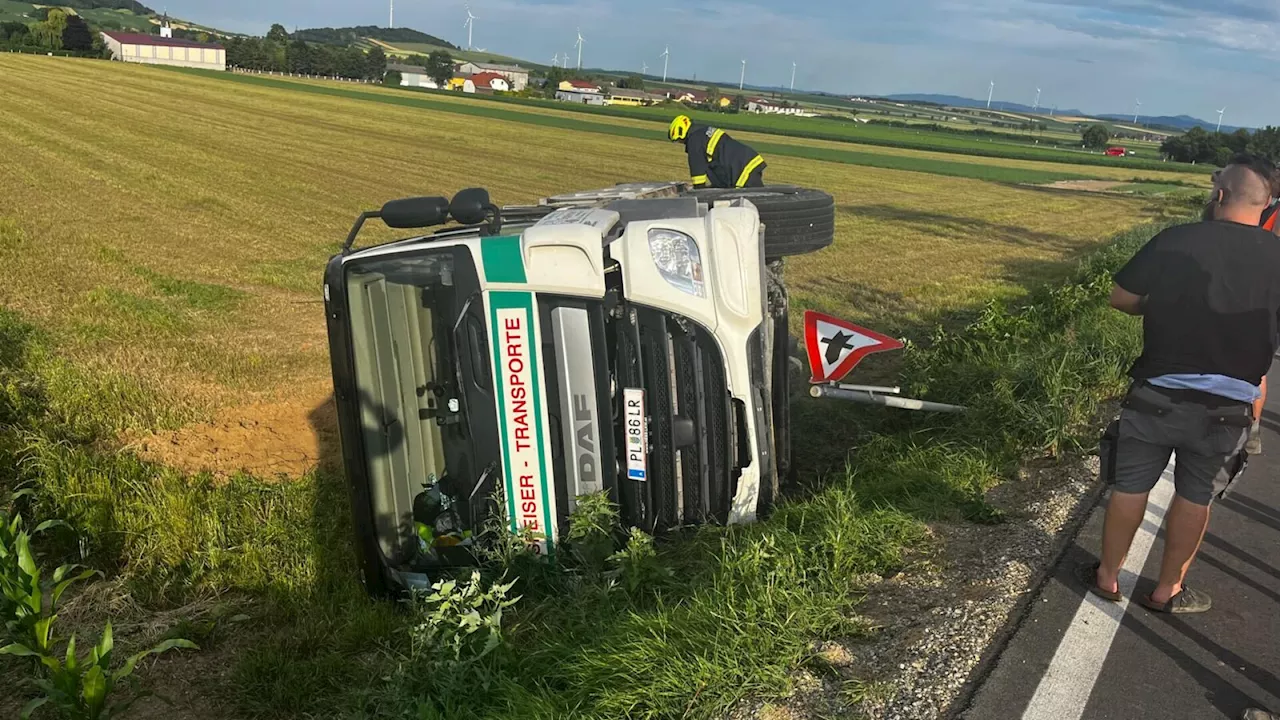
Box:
[262,73,1208,188]
[0,56,1162,442]
[0,55,1173,719]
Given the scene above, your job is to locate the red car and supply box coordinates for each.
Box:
[1105,147,1127,156]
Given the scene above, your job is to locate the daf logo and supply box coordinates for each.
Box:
[573,394,598,487]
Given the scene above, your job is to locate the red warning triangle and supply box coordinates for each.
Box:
[804,310,904,384]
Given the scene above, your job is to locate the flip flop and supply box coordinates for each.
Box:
[1077,561,1122,602]
[1140,585,1213,614]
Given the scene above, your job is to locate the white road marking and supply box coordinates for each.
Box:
[1020,463,1176,720]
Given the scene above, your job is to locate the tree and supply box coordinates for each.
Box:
[1082,123,1111,150]
[384,69,402,86]
[61,13,93,51]
[266,23,289,43]
[617,74,645,90]
[705,85,721,109]
[31,8,68,50]
[426,50,454,87]
[0,20,27,44]
[365,45,387,80]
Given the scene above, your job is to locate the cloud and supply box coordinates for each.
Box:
[158,0,1280,127]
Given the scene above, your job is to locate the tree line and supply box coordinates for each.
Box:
[1159,126,1280,166]
[225,24,388,81]
[1,9,101,54]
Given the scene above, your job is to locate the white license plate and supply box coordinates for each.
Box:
[624,388,648,481]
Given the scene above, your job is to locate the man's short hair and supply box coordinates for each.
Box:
[1217,161,1273,209]
[1227,152,1280,198]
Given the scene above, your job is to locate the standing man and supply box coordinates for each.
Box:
[668,115,767,189]
[1085,157,1280,613]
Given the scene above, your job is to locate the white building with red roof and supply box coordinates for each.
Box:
[100,31,226,72]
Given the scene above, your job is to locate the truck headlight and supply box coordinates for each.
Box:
[647,228,705,298]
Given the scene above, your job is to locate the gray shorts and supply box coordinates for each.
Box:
[1107,384,1251,506]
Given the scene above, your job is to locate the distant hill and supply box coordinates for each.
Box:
[883,94,1086,116]
[1096,114,1241,133]
[294,26,458,50]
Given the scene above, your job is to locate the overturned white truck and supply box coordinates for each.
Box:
[323,182,835,594]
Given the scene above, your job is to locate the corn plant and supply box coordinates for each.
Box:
[2,491,94,653]
[2,622,197,720]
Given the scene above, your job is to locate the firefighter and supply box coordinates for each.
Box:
[668,115,767,189]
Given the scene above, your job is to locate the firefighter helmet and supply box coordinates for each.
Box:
[668,115,692,142]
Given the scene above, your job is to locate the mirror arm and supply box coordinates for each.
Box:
[481,204,503,236]
[343,210,381,254]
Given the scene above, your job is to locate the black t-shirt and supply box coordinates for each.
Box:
[1114,220,1280,385]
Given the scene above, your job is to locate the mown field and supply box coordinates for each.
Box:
[256,72,1206,189]
[194,68,1201,174]
[0,54,1196,719]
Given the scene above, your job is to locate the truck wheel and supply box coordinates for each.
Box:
[689,185,835,259]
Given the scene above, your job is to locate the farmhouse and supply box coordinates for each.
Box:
[389,63,438,89]
[558,79,601,93]
[100,31,226,72]
[469,71,510,92]
[556,89,605,106]
[456,61,529,91]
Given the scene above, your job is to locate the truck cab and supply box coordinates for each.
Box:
[323,182,833,593]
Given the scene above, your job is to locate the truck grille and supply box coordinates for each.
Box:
[617,307,733,532]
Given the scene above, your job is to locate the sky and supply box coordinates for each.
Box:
[160,0,1279,127]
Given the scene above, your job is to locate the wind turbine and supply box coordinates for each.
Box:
[463,6,477,50]
[551,53,558,68]
[1216,107,1227,132]
[661,45,669,82]
[1133,99,1142,124]
[574,28,585,70]
[739,59,746,90]
[389,0,394,28]
[1033,87,1041,111]
[986,80,995,109]
[790,61,797,92]
[642,60,648,75]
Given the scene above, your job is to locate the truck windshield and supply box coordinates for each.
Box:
[343,246,497,569]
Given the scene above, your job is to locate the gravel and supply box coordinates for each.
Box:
[729,453,1106,720]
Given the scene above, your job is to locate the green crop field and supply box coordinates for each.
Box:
[0,55,1176,719]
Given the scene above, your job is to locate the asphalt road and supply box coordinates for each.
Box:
[963,364,1280,720]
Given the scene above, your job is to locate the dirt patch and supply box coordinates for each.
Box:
[1042,180,1126,193]
[128,393,340,479]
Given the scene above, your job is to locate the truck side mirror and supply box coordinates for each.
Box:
[381,197,451,229]
[449,188,492,225]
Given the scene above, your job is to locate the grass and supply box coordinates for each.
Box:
[216,70,1210,187]
[0,55,1160,422]
[0,220,1171,718]
[0,53,1177,718]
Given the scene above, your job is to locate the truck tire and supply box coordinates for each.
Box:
[689,186,835,259]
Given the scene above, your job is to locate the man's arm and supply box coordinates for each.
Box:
[1109,285,1147,316]
[1110,233,1163,316]
[686,131,710,187]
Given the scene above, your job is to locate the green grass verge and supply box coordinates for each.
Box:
[0,219,1176,718]
[166,69,1106,185]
